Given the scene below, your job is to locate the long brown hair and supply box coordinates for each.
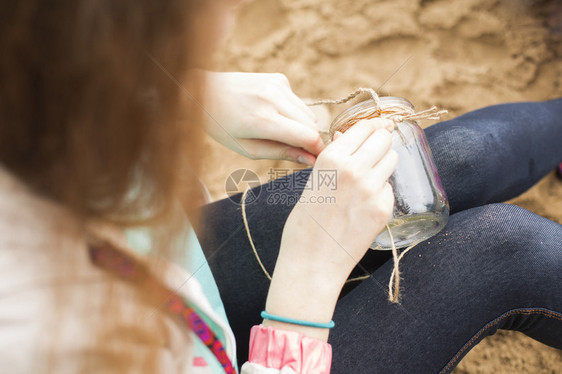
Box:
[0,1,220,372]
[0,0,212,225]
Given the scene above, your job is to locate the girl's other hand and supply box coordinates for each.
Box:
[203,72,324,166]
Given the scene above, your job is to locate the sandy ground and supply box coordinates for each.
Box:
[200,0,562,372]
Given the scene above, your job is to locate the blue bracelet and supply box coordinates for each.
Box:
[261,311,335,329]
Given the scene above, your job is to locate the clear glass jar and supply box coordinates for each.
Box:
[330,96,449,250]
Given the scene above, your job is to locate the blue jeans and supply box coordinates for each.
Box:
[196,99,562,373]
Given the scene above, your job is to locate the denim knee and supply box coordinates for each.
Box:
[458,203,562,294]
[426,124,496,212]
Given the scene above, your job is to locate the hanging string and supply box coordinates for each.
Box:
[241,188,272,281]
[385,226,424,303]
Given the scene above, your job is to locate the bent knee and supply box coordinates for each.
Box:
[459,203,562,272]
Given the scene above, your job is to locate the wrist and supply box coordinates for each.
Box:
[262,319,331,342]
[277,236,356,289]
[264,255,343,342]
[281,205,365,284]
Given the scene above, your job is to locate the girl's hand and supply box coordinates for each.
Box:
[203,72,324,165]
[264,118,397,341]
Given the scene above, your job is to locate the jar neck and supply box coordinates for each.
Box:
[330,96,415,133]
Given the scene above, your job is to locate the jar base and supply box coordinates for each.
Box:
[370,213,447,251]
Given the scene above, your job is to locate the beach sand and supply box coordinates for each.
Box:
[200,0,562,372]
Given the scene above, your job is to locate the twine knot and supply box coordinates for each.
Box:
[308,87,447,140]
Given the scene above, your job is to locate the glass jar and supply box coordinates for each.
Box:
[330,96,449,250]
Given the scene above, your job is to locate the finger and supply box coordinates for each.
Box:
[277,103,317,131]
[258,114,325,155]
[286,148,317,166]
[368,149,399,187]
[327,117,394,155]
[350,129,393,168]
[271,73,315,119]
[379,182,395,220]
[382,182,394,201]
[366,118,395,132]
[239,138,317,165]
[278,85,317,125]
[325,119,380,155]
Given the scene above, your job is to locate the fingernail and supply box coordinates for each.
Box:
[297,156,314,166]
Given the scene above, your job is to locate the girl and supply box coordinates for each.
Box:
[0,1,560,373]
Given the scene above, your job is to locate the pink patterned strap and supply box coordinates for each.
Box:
[89,243,237,373]
[247,325,332,374]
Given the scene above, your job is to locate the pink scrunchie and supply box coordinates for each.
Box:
[247,325,332,374]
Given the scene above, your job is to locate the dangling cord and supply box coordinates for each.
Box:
[387,224,421,303]
[241,188,272,280]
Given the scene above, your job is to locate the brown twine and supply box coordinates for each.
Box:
[307,87,382,107]
[386,226,424,303]
[241,187,272,281]
[307,87,447,140]
[242,88,446,303]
